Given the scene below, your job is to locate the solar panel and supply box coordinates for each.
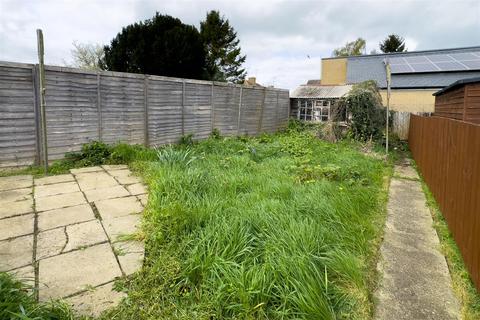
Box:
[462,60,480,69]
[426,54,454,63]
[390,64,412,73]
[389,57,406,65]
[449,52,478,61]
[434,61,467,71]
[405,56,429,64]
[409,63,438,72]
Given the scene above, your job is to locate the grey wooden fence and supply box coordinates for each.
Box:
[0,61,289,168]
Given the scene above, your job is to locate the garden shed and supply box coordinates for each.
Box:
[433,77,480,124]
[290,83,352,122]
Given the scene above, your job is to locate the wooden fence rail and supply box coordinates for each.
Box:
[0,61,290,168]
[409,115,480,291]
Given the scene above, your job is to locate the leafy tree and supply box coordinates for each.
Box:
[102,13,206,79]
[379,34,406,53]
[200,10,246,83]
[332,38,366,57]
[68,41,104,70]
[338,81,387,141]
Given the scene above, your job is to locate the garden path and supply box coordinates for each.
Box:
[375,162,460,319]
[0,165,147,317]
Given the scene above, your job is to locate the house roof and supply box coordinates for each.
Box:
[343,46,480,88]
[291,85,352,99]
[433,77,480,96]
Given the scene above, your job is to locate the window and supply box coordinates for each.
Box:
[297,100,331,122]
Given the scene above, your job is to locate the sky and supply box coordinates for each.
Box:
[1,0,479,90]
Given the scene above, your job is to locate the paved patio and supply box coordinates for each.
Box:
[0,165,147,317]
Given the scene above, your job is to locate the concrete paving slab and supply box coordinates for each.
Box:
[34,181,80,198]
[70,167,103,174]
[374,168,460,320]
[38,243,122,300]
[394,165,420,180]
[102,164,128,171]
[84,185,130,202]
[0,199,33,219]
[0,175,33,191]
[0,235,33,271]
[76,172,119,191]
[8,264,35,283]
[95,196,143,220]
[116,175,141,185]
[35,174,75,186]
[137,194,148,206]
[118,251,144,276]
[66,281,126,317]
[64,220,108,252]
[107,169,132,177]
[126,183,147,195]
[0,188,32,203]
[103,214,141,242]
[36,192,86,212]
[0,214,34,240]
[38,204,95,231]
[37,228,66,260]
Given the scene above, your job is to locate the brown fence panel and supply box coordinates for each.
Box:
[409,115,480,290]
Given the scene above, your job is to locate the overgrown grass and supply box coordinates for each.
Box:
[99,126,390,319]
[0,272,74,320]
[419,177,480,320]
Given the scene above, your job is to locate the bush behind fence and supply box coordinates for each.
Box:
[0,61,289,168]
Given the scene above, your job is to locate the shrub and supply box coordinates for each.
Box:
[339,81,387,141]
[79,140,111,166]
[179,134,194,146]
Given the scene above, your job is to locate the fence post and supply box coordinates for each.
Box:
[36,29,48,173]
[97,73,102,141]
[275,91,279,130]
[32,66,41,165]
[257,88,266,134]
[181,80,186,136]
[237,86,243,135]
[144,75,149,146]
[211,82,215,133]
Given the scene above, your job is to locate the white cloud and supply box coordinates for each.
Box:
[1,0,479,90]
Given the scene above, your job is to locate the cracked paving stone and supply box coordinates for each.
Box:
[38,243,122,300]
[114,240,144,276]
[38,204,95,231]
[103,214,141,242]
[136,194,148,206]
[37,228,66,260]
[0,214,34,240]
[64,220,108,252]
[0,235,33,271]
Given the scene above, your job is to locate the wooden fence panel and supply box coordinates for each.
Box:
[0,63,37,167]
[409,115,480,290]
[44,68,99,160]
[0,61,289,167]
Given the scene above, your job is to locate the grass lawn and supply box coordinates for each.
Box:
[101,125,391,319]
[1,124,391,319]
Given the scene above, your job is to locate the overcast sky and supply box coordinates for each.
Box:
[1,0,479,89]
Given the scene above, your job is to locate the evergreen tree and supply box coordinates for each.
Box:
[379,34,407,53]
[102,13,206,79]
[200,11,246,83]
